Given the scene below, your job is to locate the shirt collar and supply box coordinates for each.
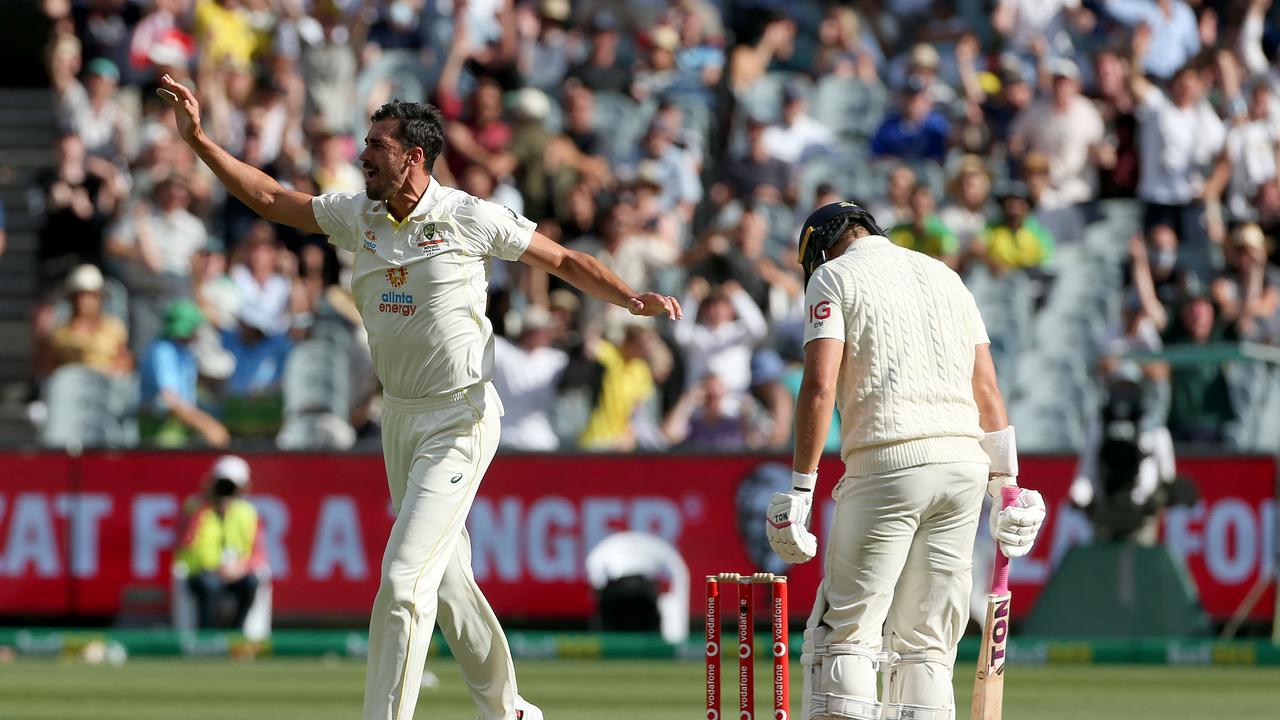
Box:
[383,176,440,228]
[841,234,891,254]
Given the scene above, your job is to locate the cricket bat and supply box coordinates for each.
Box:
[972,485,1020,720]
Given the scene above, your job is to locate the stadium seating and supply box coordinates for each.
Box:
[40,365,137,450]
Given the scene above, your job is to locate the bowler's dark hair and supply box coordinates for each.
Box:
[371,99,445,167]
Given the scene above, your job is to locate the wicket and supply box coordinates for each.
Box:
[705,572,789,720]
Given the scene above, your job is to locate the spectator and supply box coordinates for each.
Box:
[1130,26,1225,274]
[814,5,883,78]
[108,176,207,292]
[35,132,125,286]
[298,0,364,136]
[729,12,801,92]
[233,222,307,338]
[1127,226,1191,332]
[567,10,631,95]
[494,305,569,451]
[630,120,702,222]
[570,199,677,330]
[871,74,949,162]
[632,25,682,102]
[139,299,229,448]
[888,183,959,264]
[867,163,917,228]
[174,455,266,631]
[515,0,576,93]
[440,75,517,181]
[1163,291,1237,442]
[900,43,956,106]
[1091,46,1140,198]
[672,5,726,99]
[661,373,751,450]
[220,303,293,400]
[992,0,1095,59]
[43,264,130,378]
[312,130,364,195]
[939,155,994,251]
[674,279,768,393]
[193,0,260,70]
[1104,0,1200,80]
[0,198,6,257]
[1219,82,1279,224]
[578,326,661,451]
[978,182,1055,272]
[715,115,795,206]
[762,83,836,165]
[745,348,793,451]
[193,237,240,332]
[1009,58,1109,210]
[58,57,131,160]
[1212,224,1279,339]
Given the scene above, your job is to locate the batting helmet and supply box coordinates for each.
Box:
[797,201,884,285]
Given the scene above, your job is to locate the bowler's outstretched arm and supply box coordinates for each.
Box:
[157,74,321,234]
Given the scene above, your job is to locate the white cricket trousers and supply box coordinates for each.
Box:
[810,461,987,709]
[364,383,518,720]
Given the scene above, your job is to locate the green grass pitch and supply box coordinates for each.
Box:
[1,657,1278,719]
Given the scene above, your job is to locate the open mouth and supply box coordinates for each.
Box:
[364,167,378,181]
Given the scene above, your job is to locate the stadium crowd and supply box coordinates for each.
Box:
[27,0,1280,452]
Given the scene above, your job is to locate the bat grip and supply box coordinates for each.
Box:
[990,485,1020,595]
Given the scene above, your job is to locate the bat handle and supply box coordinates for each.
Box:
[990,485,1020,595]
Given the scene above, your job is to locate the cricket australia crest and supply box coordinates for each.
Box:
[415,221,448,254]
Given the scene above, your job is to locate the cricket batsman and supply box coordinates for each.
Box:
[766,202,1047,719]
[157,75,681,720]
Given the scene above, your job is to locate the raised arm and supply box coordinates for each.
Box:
[156,74,322,234]
[1129,24,1156,104]
[519,232,682,319]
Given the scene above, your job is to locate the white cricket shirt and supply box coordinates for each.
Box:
[803,235,991,475]
[312,178,534,400]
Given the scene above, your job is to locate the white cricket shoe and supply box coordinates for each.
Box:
[515,695,544,720]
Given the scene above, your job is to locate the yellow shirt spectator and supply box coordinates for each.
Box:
[194,0,259,68]
[579,339,654,450]
[49,315,128,373]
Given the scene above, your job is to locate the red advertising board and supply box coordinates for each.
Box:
[0,452,1273,622]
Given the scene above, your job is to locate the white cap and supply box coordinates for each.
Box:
[209,455,250,487]
[510,88,551,121]
[65,264,105,294]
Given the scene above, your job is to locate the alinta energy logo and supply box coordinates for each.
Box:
[380,267,416,316]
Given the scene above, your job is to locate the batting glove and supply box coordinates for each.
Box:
[988,480,1046,559]
[766,488,817,565]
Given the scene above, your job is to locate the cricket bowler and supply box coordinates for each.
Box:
[158,75,681,720]
[766,202,1047,719]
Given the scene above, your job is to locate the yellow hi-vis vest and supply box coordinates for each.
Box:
[175,498,259,574]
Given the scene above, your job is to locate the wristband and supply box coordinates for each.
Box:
[792,470,817,492]
[979,426,1019,477]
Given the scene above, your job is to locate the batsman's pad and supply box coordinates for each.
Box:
[881,647,955,720]
[879,702,955,720]
[801,626,882,720]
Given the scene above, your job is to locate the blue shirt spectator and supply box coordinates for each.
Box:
[871,78,951,163]
[140,331,198,411]
[138,299,229,448]
[1104,0,1200,79]
[221,325,293,397]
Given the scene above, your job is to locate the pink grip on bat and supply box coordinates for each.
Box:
[989,485,1021,595]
